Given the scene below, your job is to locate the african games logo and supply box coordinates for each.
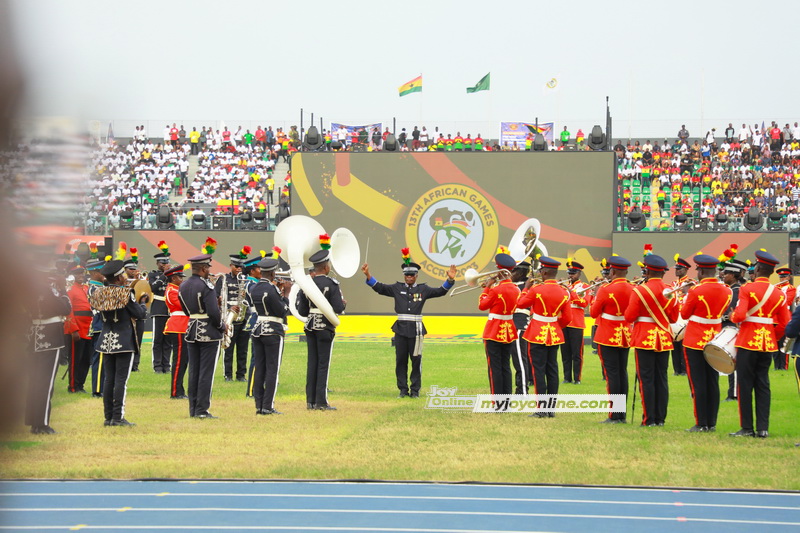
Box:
[405,184,499,280]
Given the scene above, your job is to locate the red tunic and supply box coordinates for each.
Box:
[517,280,572,346]
[164,283,188,334]
[565,280,591,329]
[589,278,633,348]
[478,279,519,343]
[66,283,92,339]
[679,278,732,350]
[776,281,796,309]
[731,277,791,352]
[624,278,679,352]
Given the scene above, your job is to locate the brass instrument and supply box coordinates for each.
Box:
[630,277,646,285]
[130,278,153,309]
[450,268,511,297]
[662,279,698,297]
[527,271,543,284]
[575,279,609,296]
[220,274,233,349]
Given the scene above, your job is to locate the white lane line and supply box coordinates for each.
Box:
[0,527,560,532]
[1,493,798,511]
[0,508,798,526]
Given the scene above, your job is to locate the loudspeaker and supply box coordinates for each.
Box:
[119,210,134,230]
[156,205,174,229]
[383,134,398,152]
[674,214,689,231]
[767,211,784,231]
[303,126,323,151]
[532,134,547,151]
[628,210,646,231]
[587,125,607,151]
[330,140,343,150]
[714,212,728,230]
[253,210,267,230]
[191,213,207,230]
[743,207,763,231]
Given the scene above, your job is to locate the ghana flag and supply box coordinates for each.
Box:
[399,75,422,97]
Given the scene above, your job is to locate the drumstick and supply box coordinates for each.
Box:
[364,237,370,264]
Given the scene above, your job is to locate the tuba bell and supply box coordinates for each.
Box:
[273,216,360,327]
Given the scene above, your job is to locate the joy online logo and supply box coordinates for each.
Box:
[425,386,475,410]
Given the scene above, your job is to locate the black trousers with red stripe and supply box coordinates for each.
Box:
[68,336,93,392]
[635,349,669,426]
[560,327,584,382]
[683,346,720,428]
[167,333,187,398]
[597,345,629,421]
[485,340,513,394]
[528,343,560,396]
[735,348,772,432]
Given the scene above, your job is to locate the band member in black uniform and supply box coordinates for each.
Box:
[511,262,532,394]
[149,242,172,373]
[361,248,455,398]
[250,257,290,415]
[124,252,145,372]
[720,257,747,402]
[90,260,148,427]
[26,269,72,434]
[215,247,251,382]
[296,238,346,410]
[65,264,93,394]
[179,250,225,419]
[86,258,106,397]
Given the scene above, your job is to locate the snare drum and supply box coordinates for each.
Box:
[703,325,738,375]
[671,319,688,342]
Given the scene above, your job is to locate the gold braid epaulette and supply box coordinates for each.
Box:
[88,286,132,311]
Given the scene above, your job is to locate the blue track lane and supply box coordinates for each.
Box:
[0,481,798,532]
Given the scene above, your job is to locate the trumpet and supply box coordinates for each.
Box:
[662,279,697,297]
[449,268,511,297]
[575,279,609,295]
[630,277,646,285]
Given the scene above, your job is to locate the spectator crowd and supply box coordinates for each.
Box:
[616,121,800,229]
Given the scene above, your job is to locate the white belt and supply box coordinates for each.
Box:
[32,317,63,325]
[257,316,284,324]
[189,313,209,319]
[170,311,186,317]
[488,313,513,320]
[309,307,322,314]
[744,316,774,324]
[532,313,557,323]
[515,309,530,316]
[601,313,625,321]
[570,304,583,309]
[689,315,721,325]
[153,295,166,301]
[637,317,655,323]
[397,314,423,322]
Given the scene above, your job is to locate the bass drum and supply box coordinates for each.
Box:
[703,325,738,375]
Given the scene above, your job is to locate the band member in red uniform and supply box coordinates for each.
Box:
[680,254,732,432]
[66,265,93,394]
[590,256,633,423]
[517,257,572,417]
[670,254,692,376]
[729,250,791,438]
[624,253,679,427]
[478,252,520,394]
[164,265,189,399]
[561,259,590,385]
[774,267,795,370]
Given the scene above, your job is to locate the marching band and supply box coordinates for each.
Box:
[24,235,800,442]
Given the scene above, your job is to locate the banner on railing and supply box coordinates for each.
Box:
[499,122,554,150]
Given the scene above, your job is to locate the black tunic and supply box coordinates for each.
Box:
[365,277,452,337]
[296,275,345,332]
[250,280,289,337]
[179,275,223,342]
[92,286,147,354]
[148,269,169,316]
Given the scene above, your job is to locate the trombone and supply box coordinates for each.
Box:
[662,279,697,297]
[450,268,511,297]
[575,279,609,295]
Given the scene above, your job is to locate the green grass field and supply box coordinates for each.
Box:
[2,340,799,489]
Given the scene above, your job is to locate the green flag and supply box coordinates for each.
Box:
[466,73,490,94]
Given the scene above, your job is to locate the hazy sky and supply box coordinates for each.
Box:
[7,0,799,137]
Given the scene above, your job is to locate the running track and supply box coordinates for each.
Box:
[0,481,798,532]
